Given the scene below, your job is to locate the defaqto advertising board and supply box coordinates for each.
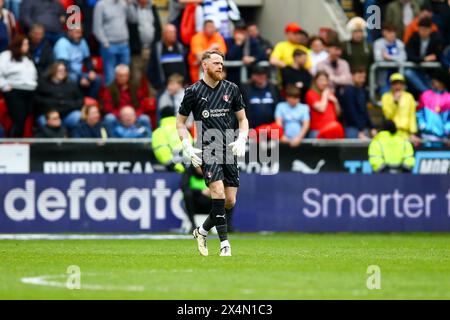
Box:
[0,173,449,233]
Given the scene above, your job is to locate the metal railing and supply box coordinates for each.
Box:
[369,61,442,107]
[200,60,276,84]
[0,138,371,147]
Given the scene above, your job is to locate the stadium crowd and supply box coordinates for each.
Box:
[0,0,449,149]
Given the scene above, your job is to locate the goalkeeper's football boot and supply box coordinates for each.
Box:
[220,246,232,257]
[193,228,208,256]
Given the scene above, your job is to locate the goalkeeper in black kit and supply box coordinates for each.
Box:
[176,50,249,257]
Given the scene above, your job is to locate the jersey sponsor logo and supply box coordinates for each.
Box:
[202,110,210,119]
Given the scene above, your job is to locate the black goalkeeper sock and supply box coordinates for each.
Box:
[206,199,228,242]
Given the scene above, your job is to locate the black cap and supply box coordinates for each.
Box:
[234,20,247,31]
[160,106,175,119]
[251,65,268,75]
[431,69,450,90]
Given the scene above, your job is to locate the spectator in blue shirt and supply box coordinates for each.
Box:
[113,105,152,138]
[339,67,376,139]
[54,26,101,98]
[275,85,310,148]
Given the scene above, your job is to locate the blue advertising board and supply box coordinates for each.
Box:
[0,174,449,233]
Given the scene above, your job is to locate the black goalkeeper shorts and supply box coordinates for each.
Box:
[201,162,240,188]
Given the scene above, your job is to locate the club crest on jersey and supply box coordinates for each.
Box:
[202,110,210,119]
[223,95,230,102]
[207,172,212,179]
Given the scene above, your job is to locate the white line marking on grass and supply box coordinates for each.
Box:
[0,234,192,241]
[21,274,145,292]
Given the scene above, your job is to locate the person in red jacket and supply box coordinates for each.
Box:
[305,71,344,139]
[100,64,152,129]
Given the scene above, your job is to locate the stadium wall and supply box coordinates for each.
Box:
[1,173,449,233]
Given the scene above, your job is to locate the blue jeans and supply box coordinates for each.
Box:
[4,0,21,18]
[103,113,152,131]
[345,127,369,138]
[38,110,82,130]
[307,130,319,139]
[404,68,431,93]
[101,43,131,85]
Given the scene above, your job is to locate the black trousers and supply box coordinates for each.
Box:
[4,89,34,137]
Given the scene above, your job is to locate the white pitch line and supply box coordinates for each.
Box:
[21,274,145,292]
[0,234,192,241]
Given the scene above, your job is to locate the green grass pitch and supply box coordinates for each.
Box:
[1,233,449,300]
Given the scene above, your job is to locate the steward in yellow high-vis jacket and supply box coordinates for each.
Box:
[152,107,188,173]
[368,120,416,173]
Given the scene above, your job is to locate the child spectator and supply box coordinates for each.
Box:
[158,73,185,115]
[339,67,376,139]
[305,71,344,139]
[35,109,67,138]
[0,35,37,137]
[112,105,152,138]
[35,62,83,134]
[72,104,111,138]
[381,73,420,143]
[275,85,310,148]
[281,49,312,101]
[416,70,450,147]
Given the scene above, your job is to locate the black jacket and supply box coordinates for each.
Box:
[406,32,443,63]
[72,121,112,138]
[30,40,54,75]
[35,125,66,138]
[35,78,84,117]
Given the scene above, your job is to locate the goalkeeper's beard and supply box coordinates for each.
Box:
[206,68,223,81]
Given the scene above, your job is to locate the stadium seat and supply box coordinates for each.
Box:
[0,99,12,136]
[84,97,99,107]
[249,123,284,142]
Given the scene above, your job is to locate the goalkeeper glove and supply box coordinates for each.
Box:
[182,139,202,168]
[228,132,248,158]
